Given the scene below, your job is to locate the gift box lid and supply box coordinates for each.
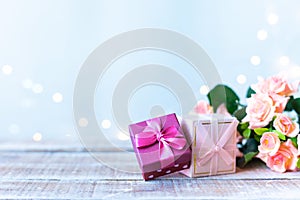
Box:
[186,113,236,124]
[181,114,238,149]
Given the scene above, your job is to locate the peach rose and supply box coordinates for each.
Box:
[242,93,276,129]
[251,77,270,94]
[268,75,298,96]
[274,114,299,138]
[258,132,280,156]
[194,100,213,114]
[265,140,298,173]
[256,152,268,163]
[252,74,299,96]
[270,93,289,113]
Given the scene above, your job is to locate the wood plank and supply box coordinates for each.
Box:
[2,152,300,199]
[1,179,300,199]
[0,142,132,152]
[1,152,300,181]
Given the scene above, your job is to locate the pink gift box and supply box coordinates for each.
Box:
[128,113,191,181]
[181,114,238,177]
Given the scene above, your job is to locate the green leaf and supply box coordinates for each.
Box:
[290,137,298,148]
[237,151,258,168]
[238,138,259,168]
[254,134,261,142]
[244,151,258,163]
[239,122,249,130]
[242,128,251,139]
[274,130,286,141]
[254,128,269,136]
[246,87,256,98]
[207,84,240,114]
[285,96,294,111]
[237,122,249,136]
[292,98,300,114]
[233,107,247,122]
[297,158,300,169]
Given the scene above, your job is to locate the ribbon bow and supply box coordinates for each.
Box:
[135,119,186,168]
[197,117,237,175]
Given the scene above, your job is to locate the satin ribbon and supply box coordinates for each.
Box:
[135,118,186,168]
[197,117,237,175]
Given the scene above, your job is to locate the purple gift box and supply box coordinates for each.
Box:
[128,113,191,181]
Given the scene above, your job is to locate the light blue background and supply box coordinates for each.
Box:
[1,0,300,145]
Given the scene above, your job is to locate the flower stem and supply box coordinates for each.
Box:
[236,101,246,108]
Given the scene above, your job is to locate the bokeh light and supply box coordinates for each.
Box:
[78,118,89,127]
[250,56,261,66]
[199,85,209,95]
[267,13,279,25]
[117,132,130,141]
[52,92,63,103]
[257,29,268,40]
[236,74,247,85]
[32,132,42,142]
[101,120,111,129]
[2,65,13,75]
[32,84,44,94]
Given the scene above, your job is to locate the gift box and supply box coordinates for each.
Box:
[180,114,238,177]
[128,113,191,181]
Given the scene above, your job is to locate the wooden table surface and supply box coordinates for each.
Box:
[1,143,300,199]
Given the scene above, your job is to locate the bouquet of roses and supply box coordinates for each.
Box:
[194,73,300,172]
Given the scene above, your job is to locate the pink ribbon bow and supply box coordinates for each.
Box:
[197,117,237,175]
[135,119,186,168]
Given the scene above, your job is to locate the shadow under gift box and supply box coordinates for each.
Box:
[128,113,192,181]
[180,114,238,178]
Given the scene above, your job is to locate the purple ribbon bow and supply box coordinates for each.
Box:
[135,119,186,168]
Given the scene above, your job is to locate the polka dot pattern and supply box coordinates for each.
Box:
[148,175,154,179]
